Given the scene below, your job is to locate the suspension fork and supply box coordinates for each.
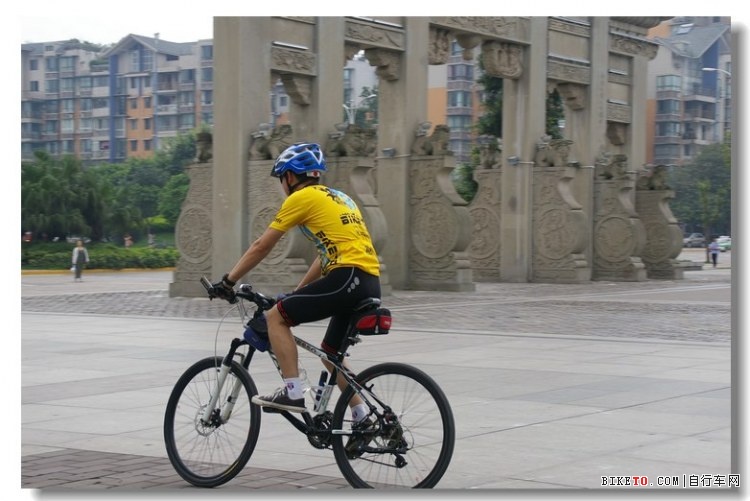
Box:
[201,338,254,424]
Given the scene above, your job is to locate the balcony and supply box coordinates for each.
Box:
[156,104,178,114]
[655,113,681,122]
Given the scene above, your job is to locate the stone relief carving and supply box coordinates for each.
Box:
[636,164,670,191]
[606,122,628,146]
[548,59,590,85]
[478,135,502,169]
[248,124,294,160]
[556,82,586,111]
[534,136,574,167]
[481,41,523,79]
[280,74,313,106]
[364,48,401,81]
[455,34,482,61]
[428,27,451,65]
[607,102,631,123]
[532,165,588,282]
[595,151,630,180]
[345,19,405,51]
[195,131,212,163]
[411,123,452,156]
[548,17,590,37]
[324,125,378,158]
[409,156,474,290]
[609,32,659,60]
[270,46,316,75]
[431,17,521,40]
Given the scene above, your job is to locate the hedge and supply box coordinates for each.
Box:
[21,243,179,270]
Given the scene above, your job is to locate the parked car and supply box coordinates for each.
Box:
[717,235,731,252]
[683,233,705,248]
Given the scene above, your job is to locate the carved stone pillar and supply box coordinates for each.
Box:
[409,154,474,291]
[592,154,647,281]
[531,164,589,283]
[170,162,214,297]
[635,167,688,279]
[468,136,503,281]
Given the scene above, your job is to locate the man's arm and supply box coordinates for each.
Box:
[296,256,322,290]
[226,227,285,283]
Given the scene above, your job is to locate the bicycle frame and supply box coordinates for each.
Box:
[201,289,390,442]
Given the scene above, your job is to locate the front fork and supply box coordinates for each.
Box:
[201,338,254,425]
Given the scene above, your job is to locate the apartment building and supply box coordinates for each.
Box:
[21,35,215,165]
[646,17,732,167]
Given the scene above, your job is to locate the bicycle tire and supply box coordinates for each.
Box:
[331,362,455,488]
[164,356,261,487]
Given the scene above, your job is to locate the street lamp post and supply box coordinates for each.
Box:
[343,93,377,126]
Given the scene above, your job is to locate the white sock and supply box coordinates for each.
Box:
[283,378,304,400]
[351,403,369,422]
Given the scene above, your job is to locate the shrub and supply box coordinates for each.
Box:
[21,242,179,270]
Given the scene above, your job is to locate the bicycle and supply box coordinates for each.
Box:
[163,277,455,489]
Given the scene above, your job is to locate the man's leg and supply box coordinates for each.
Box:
[266,307,299,378]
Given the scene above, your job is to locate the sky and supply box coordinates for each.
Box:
[14,2,748,46]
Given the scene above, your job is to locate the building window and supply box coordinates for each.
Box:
[144,118,151,130]
[45,79,59,93]
[61,99,75,113]
[201,45,213,60]
[80,98,92,111]
[130,118,138,130]
[46,58,58,71]
[79,76,92,90]
[144,139,152,151]
[448,90,472,107]
[61,119,74,133]
[656,75,682,92]
[144,96,151,107]
[59,56,75,72]
[130,98,138,109]
[201,90,213,105]
[30,81,39,92]
[201,67,213,82]
[130,140,138,152]
[180,69,195,83]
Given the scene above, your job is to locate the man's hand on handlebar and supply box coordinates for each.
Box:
[211,274,238,304]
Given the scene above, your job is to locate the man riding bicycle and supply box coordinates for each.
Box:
[213,142,380,428]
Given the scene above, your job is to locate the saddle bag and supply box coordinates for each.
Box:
[353,307,392,336]
[244,315,270,351]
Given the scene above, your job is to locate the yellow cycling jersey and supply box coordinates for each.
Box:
[269,185,380,276]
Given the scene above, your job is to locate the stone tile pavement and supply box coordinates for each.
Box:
[16,254,742,498]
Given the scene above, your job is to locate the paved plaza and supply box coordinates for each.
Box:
[17,248,740,498]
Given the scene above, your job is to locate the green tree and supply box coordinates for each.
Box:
[158,173,190,225]
[668,140,731,236]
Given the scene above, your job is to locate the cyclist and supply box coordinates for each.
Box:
[213,142,380,428]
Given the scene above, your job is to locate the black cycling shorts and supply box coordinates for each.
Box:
[275,266,381,354]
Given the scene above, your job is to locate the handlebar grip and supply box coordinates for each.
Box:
[200,276,213,292]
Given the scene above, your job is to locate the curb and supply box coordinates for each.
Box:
[21,268,175,276]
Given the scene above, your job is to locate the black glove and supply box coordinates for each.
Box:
[212,274,237,303]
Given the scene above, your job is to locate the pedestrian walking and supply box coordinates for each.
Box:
[71,240,89,282]
[708,238,720,268]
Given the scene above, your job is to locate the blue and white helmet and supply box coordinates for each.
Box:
[270,142,327,178]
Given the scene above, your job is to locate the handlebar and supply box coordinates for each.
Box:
[200,276,277,311]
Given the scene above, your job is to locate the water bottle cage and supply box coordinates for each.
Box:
[352,307,392,336]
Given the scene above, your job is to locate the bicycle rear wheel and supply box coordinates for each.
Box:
[164,356,261,487]
[332,362,455,488]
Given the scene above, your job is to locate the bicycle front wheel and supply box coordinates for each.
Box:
[332,362,455,488]
[164,356,261,487]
